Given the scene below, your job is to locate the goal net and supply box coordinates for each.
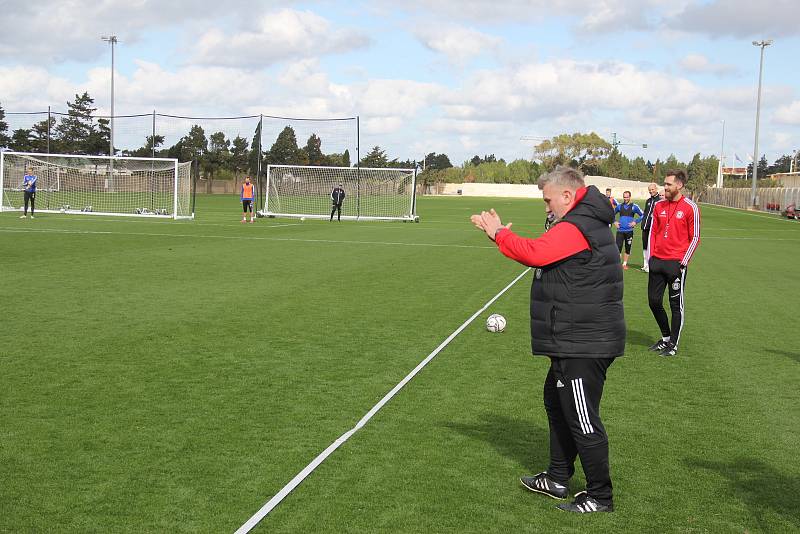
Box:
[260,165,418,221]
[0,151,193,219]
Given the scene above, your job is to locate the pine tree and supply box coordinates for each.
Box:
[230,135,250,176]
[267,126,304,165]
[55,92,101,154]
[31,117,56,153]
[359,146,388,167]
[0,102,9,148]
[303,133,324,165]
[10,128,34,152]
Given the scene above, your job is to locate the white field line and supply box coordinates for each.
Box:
[701,203,800,223]
[702,236,800,241]
[0,226,496,249]
[233,267,531,534]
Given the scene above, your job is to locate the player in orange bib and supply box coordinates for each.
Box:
[241,177,256,223]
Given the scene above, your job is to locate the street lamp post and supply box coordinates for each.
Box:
[717,119,725,187]
[750,39,772,208]
[101,35,117,157]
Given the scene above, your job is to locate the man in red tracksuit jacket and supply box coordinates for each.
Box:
[646,169,701,357]
[472,165,625,514]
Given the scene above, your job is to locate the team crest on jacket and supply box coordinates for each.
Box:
[672,280,681,290]
[676,211,684,219]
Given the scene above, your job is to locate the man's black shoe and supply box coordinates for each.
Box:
[520,472,568,499]
[649,339,669,352]
[659,342,677,357]
[557,491,613,513]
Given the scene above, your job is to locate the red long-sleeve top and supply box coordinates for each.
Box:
[494,188,591,267]
[648,195,701,266]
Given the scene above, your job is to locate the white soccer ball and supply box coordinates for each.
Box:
[300,217,306,221]
[486,313,506,333]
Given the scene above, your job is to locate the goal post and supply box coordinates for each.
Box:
[260,164,418,221]
[0,151,193,219]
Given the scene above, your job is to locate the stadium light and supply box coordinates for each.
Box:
[750,39,773,207]
[101,35,118,157]
[717,119,725,187]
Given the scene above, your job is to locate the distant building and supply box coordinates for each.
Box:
[771,172,800,188]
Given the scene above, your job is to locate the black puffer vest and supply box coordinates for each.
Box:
[530,185,625,358]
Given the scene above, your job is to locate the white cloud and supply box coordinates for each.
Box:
[414,24,502,66]
[192,9,370,68]
[376,0,680,33]
[0,66,75,110]
[774,101,800,126]
[666,0,800,38]
[678,54,738,77]
[0,0,300,63]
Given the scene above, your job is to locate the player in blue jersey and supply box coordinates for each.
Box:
[613,190,643,270]
[20,167,37,219]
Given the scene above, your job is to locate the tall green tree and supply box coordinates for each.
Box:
[30,117,56,153]
[359,146,388,167]
[0,102,9,148]
[267,125,304,165]
[423,152,453,170]
[230,135,249,176]
[206,131,231,178]
[55,92,105,154]
[84,117,111,155]
[9,128,34,152]
[534,132,611,171]
[249,119,262,176]
[303,133,324,165]
[125,134,165,157]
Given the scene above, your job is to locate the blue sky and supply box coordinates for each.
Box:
[1,0,798,167]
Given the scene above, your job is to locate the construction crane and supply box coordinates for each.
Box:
[611,132,647,150]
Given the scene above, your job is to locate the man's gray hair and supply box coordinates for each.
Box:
[537,165,585,191]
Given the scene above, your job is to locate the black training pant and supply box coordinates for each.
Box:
[330,203,342,220]
[647,257,687,347]
[544,357,615,505]
[242,199,253,213]
[641,227,650,254]
[24,191,35,215]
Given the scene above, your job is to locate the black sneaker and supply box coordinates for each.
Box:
[649,339,669,352]
[557,491,613,513]
[659,342,677,357]
[520,472,568,499]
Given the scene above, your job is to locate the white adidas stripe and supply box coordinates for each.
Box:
[571,378,594,434]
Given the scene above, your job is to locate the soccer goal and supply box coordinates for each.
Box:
[260,165,418,221]
[0,151,194,219]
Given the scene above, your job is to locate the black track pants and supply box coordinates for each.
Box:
[647,257,687,346]
[543,357,615,505]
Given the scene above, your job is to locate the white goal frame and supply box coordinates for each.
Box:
[0,151,193,220]
[259,164,418,222]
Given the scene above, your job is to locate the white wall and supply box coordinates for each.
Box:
[439,176,654,199]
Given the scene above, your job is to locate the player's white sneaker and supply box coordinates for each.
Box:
[19,215,26,218]
[30,215,34,219]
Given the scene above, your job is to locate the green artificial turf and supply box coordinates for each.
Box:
[1,195,798,533]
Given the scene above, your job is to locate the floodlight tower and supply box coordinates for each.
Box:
[750,39,772,207]
[101,35,118,157]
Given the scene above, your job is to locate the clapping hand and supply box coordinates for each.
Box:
[470,208,511,241]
